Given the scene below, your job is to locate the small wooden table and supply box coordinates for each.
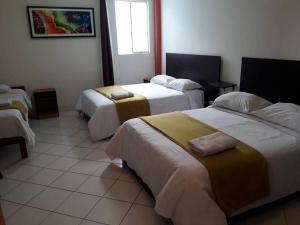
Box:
[210,81,237,92]
[143,77,153,83]
[34,88,59,119]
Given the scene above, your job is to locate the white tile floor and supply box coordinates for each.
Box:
[0,111,299,225]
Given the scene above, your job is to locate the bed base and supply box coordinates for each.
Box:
[78,110,90,122]
[123,161,155,199]
[0,137,28,178]
[123,160,300,224]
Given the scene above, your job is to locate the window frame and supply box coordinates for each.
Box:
[114,0,150,55]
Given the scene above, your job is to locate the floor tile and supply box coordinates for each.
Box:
[5,206,49,225]
[80,220,105,225]
[0,200,22,219]
[40,212,82,225]
[2,183,44,204]
[134,190,155,207]
[29,142,54,153]
[64,147,93,159]
[120,204,165,225]
[0,178,21,196]
[77,176,115,196]
[56,192,99,218]
[46,157,79,171]
[77,139,103,149]
[59,136,84,146]
[27,187,71,211]
[4,164,41,181]
[284,195,300,225]
[72,130,90,138]
[86,198,131,225]
[69,160,100,175]
[46,144,73,156]
[232,206,286,225]
[105,180,141,202]
[19,152,41,164]
[28,168,64,186]
[85,150,112,162]
[24,154,58,167]
[93,163,123,179]
[50,172,88,191]
[118,169,137,183]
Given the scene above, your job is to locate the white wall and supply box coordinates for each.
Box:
[107,0,155,85]
[161,0,300,86]
[280,0,300,59]
[0,0,102,110]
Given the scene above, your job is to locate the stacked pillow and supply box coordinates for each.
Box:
[150,75,175,87]
[212,92,272,113]
[212,91,300,132]
[252,103,300,133]
[150,75,202,91]
[0,84,11,93]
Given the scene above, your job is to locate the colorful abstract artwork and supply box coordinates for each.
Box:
[27,7,95,38]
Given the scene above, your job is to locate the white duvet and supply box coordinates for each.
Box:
[76,83,204,141]
[0,89,35,145]
[106,107,300,225]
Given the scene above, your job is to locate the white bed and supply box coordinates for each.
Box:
[76,83,204,141]
[0,89,35,146]
[106,107,300,225]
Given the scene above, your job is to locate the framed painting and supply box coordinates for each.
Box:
[27,6,96,38]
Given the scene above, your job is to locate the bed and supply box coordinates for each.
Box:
[76,53,221,141]
[0,87,35,177]
[106,57,300,225]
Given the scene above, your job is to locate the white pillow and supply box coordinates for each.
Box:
[150,75,176,87]
[0,84,11,93]
[167,79,202,92]
[252,103,300,132]
[212,92,271,113]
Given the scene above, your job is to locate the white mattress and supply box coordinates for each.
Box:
[106,107,300,225]
[76,83,204,141]
[0,89,35,145]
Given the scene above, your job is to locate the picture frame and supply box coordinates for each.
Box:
[27,6,96,38]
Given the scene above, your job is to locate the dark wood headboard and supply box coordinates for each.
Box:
[240,57,300,105]
[166,53,221,86]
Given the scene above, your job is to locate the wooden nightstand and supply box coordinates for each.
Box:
[34,88,59,119]
[143,76,153,83]
[203,82,237,106]
[210,81,237,92]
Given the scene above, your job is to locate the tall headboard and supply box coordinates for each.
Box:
[240,57,300,105]
[166,53,221,86]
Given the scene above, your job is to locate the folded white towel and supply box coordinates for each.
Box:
[0,93,12,106]
[111,91,134,100]
[188,132,236,157]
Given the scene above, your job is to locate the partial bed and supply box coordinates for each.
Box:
[76,53,221,141]
[106,57,300,225]
[0,86,35,177]
[0,87,35,145]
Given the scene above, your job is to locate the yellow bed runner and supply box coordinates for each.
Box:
[0,101,28,121]
[94,86,150,124]
[141,112,269,216]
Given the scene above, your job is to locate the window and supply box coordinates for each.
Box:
[115,0,150,55]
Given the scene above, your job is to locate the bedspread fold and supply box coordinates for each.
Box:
[94,86,150,123]
[141,112,269,215]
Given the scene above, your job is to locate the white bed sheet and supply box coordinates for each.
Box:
[106,107,300,225]
[76,83,204,141]
[0,89,35,145]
